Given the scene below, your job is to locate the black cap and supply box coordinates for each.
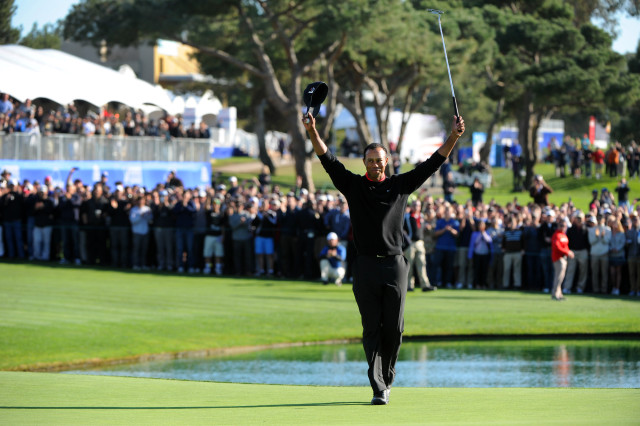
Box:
[303,81,328,118]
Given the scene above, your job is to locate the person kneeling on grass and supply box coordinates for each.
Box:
[319,232,347,286]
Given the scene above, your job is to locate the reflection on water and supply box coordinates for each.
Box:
[64,340,640,388]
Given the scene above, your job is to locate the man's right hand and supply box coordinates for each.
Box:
[302,112,315,131]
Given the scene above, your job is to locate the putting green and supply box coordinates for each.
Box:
[1,372,638,425]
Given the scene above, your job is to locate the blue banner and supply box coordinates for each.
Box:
[0,160,212,190]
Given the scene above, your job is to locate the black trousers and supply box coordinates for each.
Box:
[352,254,408,393]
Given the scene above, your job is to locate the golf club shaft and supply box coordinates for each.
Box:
[436,15,459,120]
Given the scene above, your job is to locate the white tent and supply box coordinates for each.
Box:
[0,44,173,111]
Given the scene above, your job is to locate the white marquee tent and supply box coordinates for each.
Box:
[0,44,174,111]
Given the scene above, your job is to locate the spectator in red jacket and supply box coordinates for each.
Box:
[551,219,574,301]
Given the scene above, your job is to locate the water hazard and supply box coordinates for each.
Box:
[64,339,640,388]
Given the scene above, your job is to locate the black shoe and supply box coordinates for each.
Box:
[407,287,414,292]
[422,286,437,292]
[371,389,389,405]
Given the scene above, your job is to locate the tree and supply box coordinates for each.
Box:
[0,0,20,44]
[64,0,382,192]
[20,22,63,49]
[479,1,640,187]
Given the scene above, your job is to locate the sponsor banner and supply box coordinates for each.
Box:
[0,160,211,190]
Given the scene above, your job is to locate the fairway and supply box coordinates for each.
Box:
[1,263,639,424]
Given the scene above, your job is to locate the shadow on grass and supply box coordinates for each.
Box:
[0,401,368,409]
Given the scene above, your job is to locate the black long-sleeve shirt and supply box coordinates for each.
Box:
[319,150,445,256]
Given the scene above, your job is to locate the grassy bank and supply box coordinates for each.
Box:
[1,263,638,371]
[213,156,640,208]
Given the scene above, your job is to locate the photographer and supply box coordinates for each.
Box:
[319,232,346,286]
[529,174,553,206]
[615,178,630,210]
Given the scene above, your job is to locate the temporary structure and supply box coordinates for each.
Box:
[0,44,173,111]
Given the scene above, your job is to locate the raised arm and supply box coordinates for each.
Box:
[302,112,328,157]
[437,116,466,158]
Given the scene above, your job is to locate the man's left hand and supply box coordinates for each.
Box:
[452,116,465,137]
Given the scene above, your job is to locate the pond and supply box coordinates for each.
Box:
[64,339,640,388]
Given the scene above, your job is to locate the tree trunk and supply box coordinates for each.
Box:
[518,95,539,189]
[287,110,315,193]
[479,97,504,166]
[255,99,276,174]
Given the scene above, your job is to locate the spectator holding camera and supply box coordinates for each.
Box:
[319,232,347,286]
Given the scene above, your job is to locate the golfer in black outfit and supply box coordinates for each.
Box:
[303,112,465,405]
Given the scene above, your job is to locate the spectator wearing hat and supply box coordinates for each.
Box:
[129,195,153,270]
[564,211,589,294]
[32,185,55,261]
[625,213,640,296]
[588,215,611,293]
[151,189,176,271]
[600,188,615,208]
[252,198,278,276]
[319,232,347,285]
[529,174,553,206]
[551,218,574,301]
[227,176,240,197]
[608,218,625,296]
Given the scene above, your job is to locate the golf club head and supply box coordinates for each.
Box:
[427,9,444,15]
[303,81,328,118]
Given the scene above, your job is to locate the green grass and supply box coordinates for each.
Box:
[2,263,639,424]
[1,372,638,425]
[1,263,638,371]
[213,156,639,209]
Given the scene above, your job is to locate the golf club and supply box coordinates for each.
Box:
[427,9,459,121]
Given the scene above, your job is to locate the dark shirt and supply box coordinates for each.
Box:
[107,199,131,227]
[566,224,589,251]
[319,150,445,256]
[205,209,224,237]
[81,196,109,226]
[1,191,24,221]
[172,201,196,229]
[538,222,556,249]
[502,227,524,252]
[33,198,55,227]
[152,203,175,228]
[279,206,299,237]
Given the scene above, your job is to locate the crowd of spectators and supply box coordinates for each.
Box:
[1,163,640,298]
[0,93,211,139]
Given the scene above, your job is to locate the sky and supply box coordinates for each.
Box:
[11,0,640,55]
